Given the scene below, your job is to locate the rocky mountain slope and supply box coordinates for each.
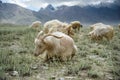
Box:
[0,1,120,25]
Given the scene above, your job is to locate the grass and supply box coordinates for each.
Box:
[0,24,120,80]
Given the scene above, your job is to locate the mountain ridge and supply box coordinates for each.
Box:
[0,2,120,25]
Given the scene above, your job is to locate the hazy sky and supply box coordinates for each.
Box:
[2,0,118,11]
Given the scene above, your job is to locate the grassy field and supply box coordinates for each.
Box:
[0,24,120,80]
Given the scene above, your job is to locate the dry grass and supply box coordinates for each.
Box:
[0,24,120,80]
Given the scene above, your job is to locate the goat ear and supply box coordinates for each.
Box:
[34,38,40,45]
[65,25,71,30]
[42,36,53,48]
[81,24,83,28]
[37,31,43,39]
[41,34,52,45]
[66,25,74,35]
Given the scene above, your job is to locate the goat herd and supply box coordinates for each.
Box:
[29,19,119,62]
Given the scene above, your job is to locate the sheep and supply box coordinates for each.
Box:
[43,19,74,37]
[34,31,77,61]
[88,23,114,41]
[43,20,65,33]
[90,23,103,30]
[70,21,83,33]
[88,30,103,41]
[29,21,42,29]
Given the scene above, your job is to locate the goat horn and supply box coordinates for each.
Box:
[42,33,63,44]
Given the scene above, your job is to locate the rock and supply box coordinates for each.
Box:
[50,76,56,80]
[41,66,49,70]
[106,73,113,80]
[88,55,105,61]
[65,76,76,79]
[10,71,19,76]
[59,77,64,80]
[31,65,38,70]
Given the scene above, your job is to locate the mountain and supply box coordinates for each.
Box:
[38,4,56,21]
[0,2,120,25]
[0,3,35,24]
[0,2,51,25]
[38,4,120,25]
[45,4,55,11]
